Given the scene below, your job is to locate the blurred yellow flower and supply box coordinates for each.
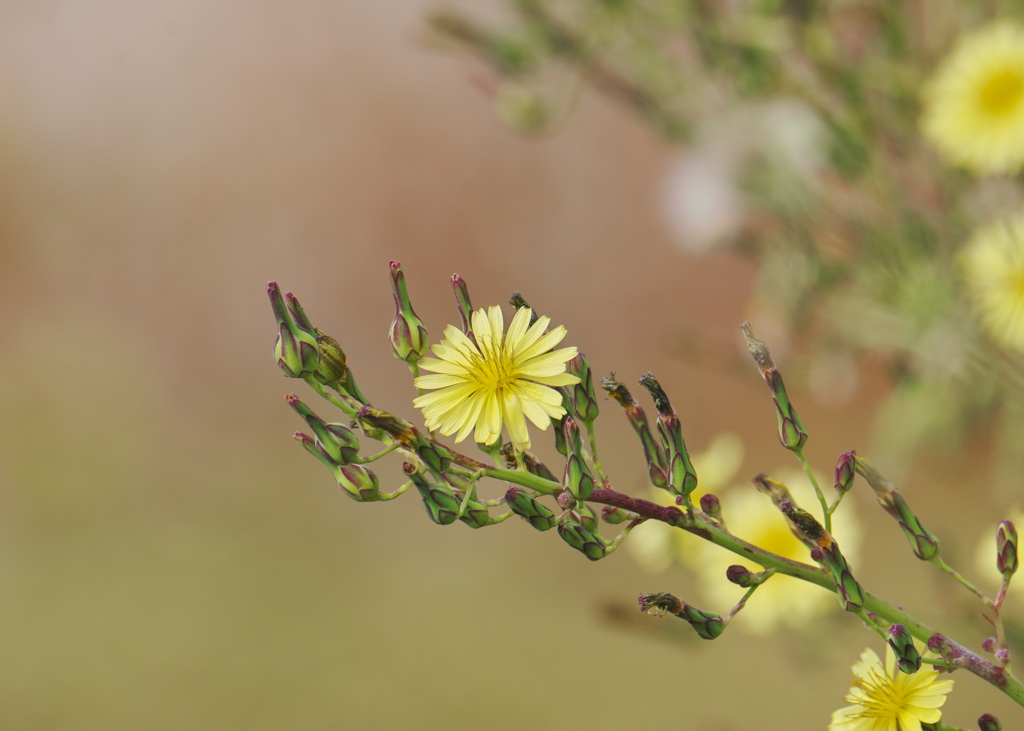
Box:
[921,21,1024,175]
[413,306,579,450]
[960,213,1024,352]
[829,646,954,730]
[692,469,861,635]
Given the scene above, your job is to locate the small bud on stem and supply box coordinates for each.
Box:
[855,457,941,561]
[887,624,923,674]
[638,592,725,640]
[740,321,807,452]
[601,374,668,489]
[997,520,1018,581]
[268,282,321,378]
[388,261,429,364]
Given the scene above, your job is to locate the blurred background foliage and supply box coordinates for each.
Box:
[1,1,1023,729]
[429,0,1024,490]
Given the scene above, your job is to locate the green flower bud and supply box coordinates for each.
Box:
[312,331,347,384]
[725,565,758,587]
[440,472,501,529]
[312,330,369,403]
[567,354,599,425]
[286,394,359,465]
[781,501,864,612]
[834,450,856,496]
[557,516,607,560]
[451,274,474,336]
[886,624,922,674]
[639,372,697,498]
[569,501,598,533]
[550,385,574,456]
[388,261,428,364]
[638,593,724,640]
[855,457,941,561]
[600,506,639,525]
[601,374,668,489]
[268,282,320,378]
[997,520,1018,581]
[678,604,726,640]
[740,321,807,452]
[755,474,817,549]
[562,417,596,501]
[700,494,723,525]
[334,463,382,502]
[505,487,558,531]
[294,433,381,502]
[404,462,460,526]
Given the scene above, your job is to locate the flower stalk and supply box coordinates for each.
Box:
[268,271,1024,718]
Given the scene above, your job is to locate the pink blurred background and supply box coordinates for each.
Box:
[0,1,1016,728]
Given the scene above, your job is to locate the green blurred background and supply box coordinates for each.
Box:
[0,1,1019,728]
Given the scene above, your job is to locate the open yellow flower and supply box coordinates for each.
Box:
[921,21,1024,175]
[961,213,1024,352]
[830,646,954,731]
[413,306,579,450]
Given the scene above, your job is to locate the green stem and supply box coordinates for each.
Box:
[794,447,830,533]
[725,575,773,622]
[304,377,361,418]
[481,466,561,496]
[930,556,990,604]
[379,480,414,501]
[456,458,1024,707]
[357,441,403,464]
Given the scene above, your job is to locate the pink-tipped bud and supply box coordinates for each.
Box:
[268,282,321,378]
[997,520,1018,580]
[388,261,428,364]
[451,273,474,335]
[834,450,856,496]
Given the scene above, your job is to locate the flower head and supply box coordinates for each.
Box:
[961,213,1024,352]
[829,646,954,731]
[413,306,579,450]
[921,21,1024,175]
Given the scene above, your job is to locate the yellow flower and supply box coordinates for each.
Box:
[921,21,1024,175]
[829,646,954,731]
[960,213,1024,352]
[413,306,579,450]
[692,469,861,635]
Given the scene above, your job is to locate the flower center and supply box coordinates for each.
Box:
[851,668,905,720]
[473,343,517,392]
[978,68,1024,116]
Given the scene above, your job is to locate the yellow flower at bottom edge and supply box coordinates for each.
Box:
[829,646,954,731]
[961,213,1024,352]
[413,306,579,450]
[921,20,1024,175]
